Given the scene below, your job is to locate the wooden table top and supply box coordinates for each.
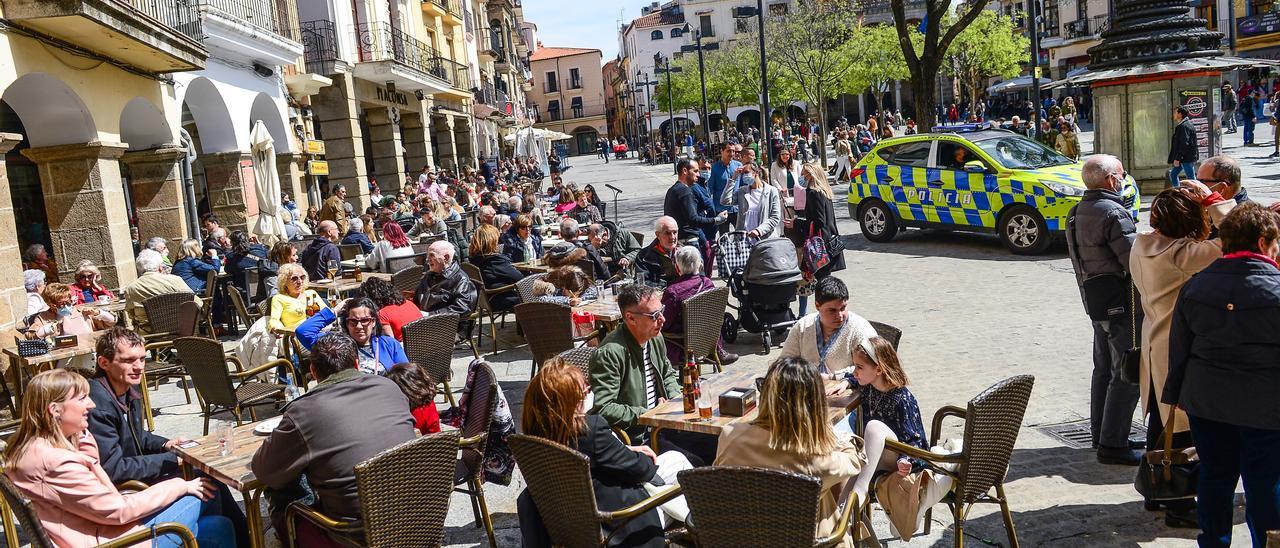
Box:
[637,369,859,437]
[3,332,103,367]
[513,261,550,274]
[306,272,392,293]
[575,294,622,323]
[77,300,126,314]
[172,421,267,492]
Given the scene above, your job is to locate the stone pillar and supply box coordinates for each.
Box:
[312,72,369,211]
[276,152,309,214]
[0,133,28,334]
[366,107,406,195]
[21,142,134,289]
[120,146,187,246]
[403,111,434,173]
[453,115,476,170]
[433,114,457,171]
[199,151,253,234]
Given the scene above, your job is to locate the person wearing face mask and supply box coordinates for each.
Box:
[722,150,782,240]
[28,282,117,340]
[1066,154,1143,466]
[295,296,408,375]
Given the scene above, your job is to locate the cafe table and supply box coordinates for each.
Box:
[173,421,272,548]
[513,261,550,274]
[637,369,860,450]
[2,331,104,410]
[574,294,623,332]
[306,272,392,294]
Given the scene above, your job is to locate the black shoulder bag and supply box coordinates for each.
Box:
[1066,205,1142,383]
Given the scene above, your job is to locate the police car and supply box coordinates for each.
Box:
[846,127,1140,254]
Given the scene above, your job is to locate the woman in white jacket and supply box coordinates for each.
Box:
[720,150,783,239]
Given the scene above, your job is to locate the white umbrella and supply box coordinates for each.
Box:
[250,120,287,246]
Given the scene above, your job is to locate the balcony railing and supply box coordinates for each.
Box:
[479,82,510,107]
[125,0,205,41]
[1065,13,1109,38]
[542,104,606,122]
[198,0,299,41]
[430,0,460,15]
[543,81,558,93]
[356,21,446,80]
[436,56,471,90]
[300,20,338,74]
[568,77,583,90]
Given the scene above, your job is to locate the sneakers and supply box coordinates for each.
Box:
[1096,445,1142,466]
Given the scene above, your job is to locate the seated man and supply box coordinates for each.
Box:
[340,216,374,254]
[592,223,641,276]
[252,333,417,545]
[414,240,477,316]
[125,249,201,335]
[634,216,680,287]
[88,327,250,547]
[300,220,343,281]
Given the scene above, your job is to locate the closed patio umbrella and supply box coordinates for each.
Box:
[250,120,286,246]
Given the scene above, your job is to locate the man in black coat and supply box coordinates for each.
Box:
[1167,106,1198,188]
[663,159,726,268]
[415,240,477,316]
[301,220,343,281]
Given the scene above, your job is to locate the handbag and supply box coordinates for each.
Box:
[1122,282,1142,384]
[804,223,831,274]
[1135,406,1199,501]
[16,338,50,357]
[715,231,754,279]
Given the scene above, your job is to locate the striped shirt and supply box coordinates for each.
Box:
[643,345,657,409]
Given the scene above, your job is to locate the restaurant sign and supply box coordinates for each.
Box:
[308,160,329,176]
[305,140,325,155]
[1239,13,1280,38]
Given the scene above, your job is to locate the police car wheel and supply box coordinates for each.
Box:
[859,200,898,243]
[998,206,1052,255]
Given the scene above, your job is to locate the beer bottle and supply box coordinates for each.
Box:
[682,356,698,414]
[354,263,363,281]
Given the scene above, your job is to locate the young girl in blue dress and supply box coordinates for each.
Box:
[847,336,928,499]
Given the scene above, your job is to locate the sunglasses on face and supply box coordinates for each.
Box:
[346,317,375,326]
[630,308,663,321]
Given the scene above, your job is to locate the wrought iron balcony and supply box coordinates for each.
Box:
[355,21,443,78]
[198,0,298,41]
[0,0,207,72]
[300,19,338,75]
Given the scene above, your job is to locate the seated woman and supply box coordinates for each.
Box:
[518,357,691,547]
[534,265,596,306]
[842,337,928,500]
[567,187,602,225]
[224,230,268,298]
[501,214,544,264]
[268,263,325,332]
[259,241,296,301]
[366,220,416,273]
[661,246,737,366]
[69,261,117,305]
[295,297,408,375]
[715,356,866,546]
[5,369,236,548]
[582,184,607,221]
[24,269,47,318]
[171,238,221,294]
[469,224,524,312]
[554,186,578,215]
[28,282,117,344]
[360,277,422,341]
[386,362,440,435]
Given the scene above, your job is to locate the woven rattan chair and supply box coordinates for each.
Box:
[510,434,681,547]
[515,302,598,378]
[869,320,903,349]
[557,346,596,377]
[878,374,1035,547]
[142,292,197,342]
[461,262,519,353]
[574,258,596,281]
[0,475,197,548]
[199,269,217,334]
[391,264,424,294]
[454,361,499,548]
[286,431,460,547]
[676,466,861,548]
[631,231,646,247]
[401,315,461,407]
[515,273,547,304]
[139,294,200,430]
[227,284,257,332]
[385,252,427,273]
[664,287,730,373]
[171,336,288,435]
[338,243,361,261]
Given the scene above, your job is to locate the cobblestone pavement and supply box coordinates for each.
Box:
[132,128,1277,548]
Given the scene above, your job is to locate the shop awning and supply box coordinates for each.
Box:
[987,76,1034,94]
[1051,56,1280,88]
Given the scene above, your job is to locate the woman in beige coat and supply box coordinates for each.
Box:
[1129,182,1233,527]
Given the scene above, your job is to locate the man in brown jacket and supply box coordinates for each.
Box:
[319,183,350,235]
[251,332,415,543]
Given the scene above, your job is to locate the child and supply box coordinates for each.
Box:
[845,336,928,499]
[386,362,441,435]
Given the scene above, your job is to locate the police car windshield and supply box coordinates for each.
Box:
[972,135,1072,169]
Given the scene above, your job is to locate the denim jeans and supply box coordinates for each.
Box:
[143,495,235,548]
[1090,320,1140,448]
[1188,414,1280,548]
[1244,118,1256,144]
[1168,162,1196,188]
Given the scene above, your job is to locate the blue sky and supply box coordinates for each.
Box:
[520,1,653,64]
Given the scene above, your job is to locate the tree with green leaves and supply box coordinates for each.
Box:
[893,0,992,131]
[846,24,913,129]
[946,11,1028,109]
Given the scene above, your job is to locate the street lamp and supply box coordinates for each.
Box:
[733,1,771,161]
[635,70,659,156]
[655,52,684,169]
[681,23,711,145]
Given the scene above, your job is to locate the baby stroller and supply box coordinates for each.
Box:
[724,237,802,353]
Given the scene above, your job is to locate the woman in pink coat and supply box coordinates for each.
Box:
[4,369,236,547]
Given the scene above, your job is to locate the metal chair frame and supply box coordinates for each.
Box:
[869,320,903,350]
[515,302,598,378]
[664,286,730,374]
[401,314,462,407]
[453,361,500,548]
[461,262,519,354]
[0,475,197,548]
[171,336,289,435]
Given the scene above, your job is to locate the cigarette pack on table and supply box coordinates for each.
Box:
[719,387,757,417]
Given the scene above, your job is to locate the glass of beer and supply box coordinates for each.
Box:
[696,390,714,420]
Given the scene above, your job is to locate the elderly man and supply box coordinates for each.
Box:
[341,216,374,254]
[23,269,47,318]
[205,228,230,257]
[1198,154,1249,204]
[144,237,171,268]
[320,183,350,235]
[504,195,523,217]
[301,220,343,281]
[478,205,497,227]
[1066,154,1142,466]
[635,216,680,287]
[125,249,200,335]
[414,240,477,316]
[88,327,250,546]
[252,333,416,545]
[571,221,609,281]
[587,223,639,277]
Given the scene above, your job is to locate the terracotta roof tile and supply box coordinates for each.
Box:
[530,47,600,61]
[633,10,685,28]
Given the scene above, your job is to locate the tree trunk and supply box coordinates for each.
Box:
[913,69,939,132]
[817,100,829,169]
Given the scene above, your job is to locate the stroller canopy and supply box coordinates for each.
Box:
[744,237,803,286]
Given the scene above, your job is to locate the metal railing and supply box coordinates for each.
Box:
[121,0,204,41]
[198,0,299,41]
[1065,13,1109,38]
[430,0,460,16]
[479,82,510,107]
[436,56,471,89]
[300,19,337,74]
[355,21,448,82]
[543,104,605,122]
[543,81,558,93]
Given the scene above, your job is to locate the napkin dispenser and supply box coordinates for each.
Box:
[52,334,78,350]
[718,387,758,417]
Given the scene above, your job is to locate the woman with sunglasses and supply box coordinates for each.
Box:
[69,261,117,305]
[268,263,325,332]
[295,297,407,375]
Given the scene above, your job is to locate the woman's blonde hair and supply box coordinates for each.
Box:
[180,238,203,260]
[3,369,89,464]
[277,262,308,296]
[802,163,833,199]
[469,224,501,257]
[40,282,72,308]
[854,336,909,389]
[753,356,837,456]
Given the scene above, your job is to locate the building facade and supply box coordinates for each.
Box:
[527,47,608,156]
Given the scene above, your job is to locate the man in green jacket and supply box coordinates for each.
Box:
[588,283,681,443]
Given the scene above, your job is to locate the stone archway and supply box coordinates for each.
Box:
[736,109,760,132]
[120,97,186,245]
[183,77,251,231]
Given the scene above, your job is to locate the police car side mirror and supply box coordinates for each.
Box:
[963,161,989,174]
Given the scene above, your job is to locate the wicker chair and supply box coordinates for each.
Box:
[515,302,598,378]
[199,269,217,334]
[338,243,362,261]
[510,434,682,547]
[879,375,1035,547]
[227,284,258,332]
[557,346,596,377]
[385,253,427,273]
[391,264,424,294]
[664,287,730,374]
[453,361,499,548]
[631,231,646,247]
[0,475,197,548]
[142,292,198,343]
[171,337,288,435]
[286,431,460,548]
[401,315,462,407]
[515,273,547,304]
[139,294,200,431]
[574,258,596,281]
[869,320,903,349]
[461,262,519,354]
[676,467,861,548]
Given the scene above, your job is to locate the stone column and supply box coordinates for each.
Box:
[366,107,406,195]
[312,72,369,211]
[21,141,134,289]
[199,151,253,234]
[120,146,186,246]
[276,152,309,213]
[0,133,28,334]
[433,114,457,171]
[452,115,476,170]
[403,111,434,174]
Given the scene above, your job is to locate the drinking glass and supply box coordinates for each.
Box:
[696,391,714,420]
[326,259,338,281]
[215,422,235,457]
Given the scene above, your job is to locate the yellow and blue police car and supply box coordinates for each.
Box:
[846,127,1140,254]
